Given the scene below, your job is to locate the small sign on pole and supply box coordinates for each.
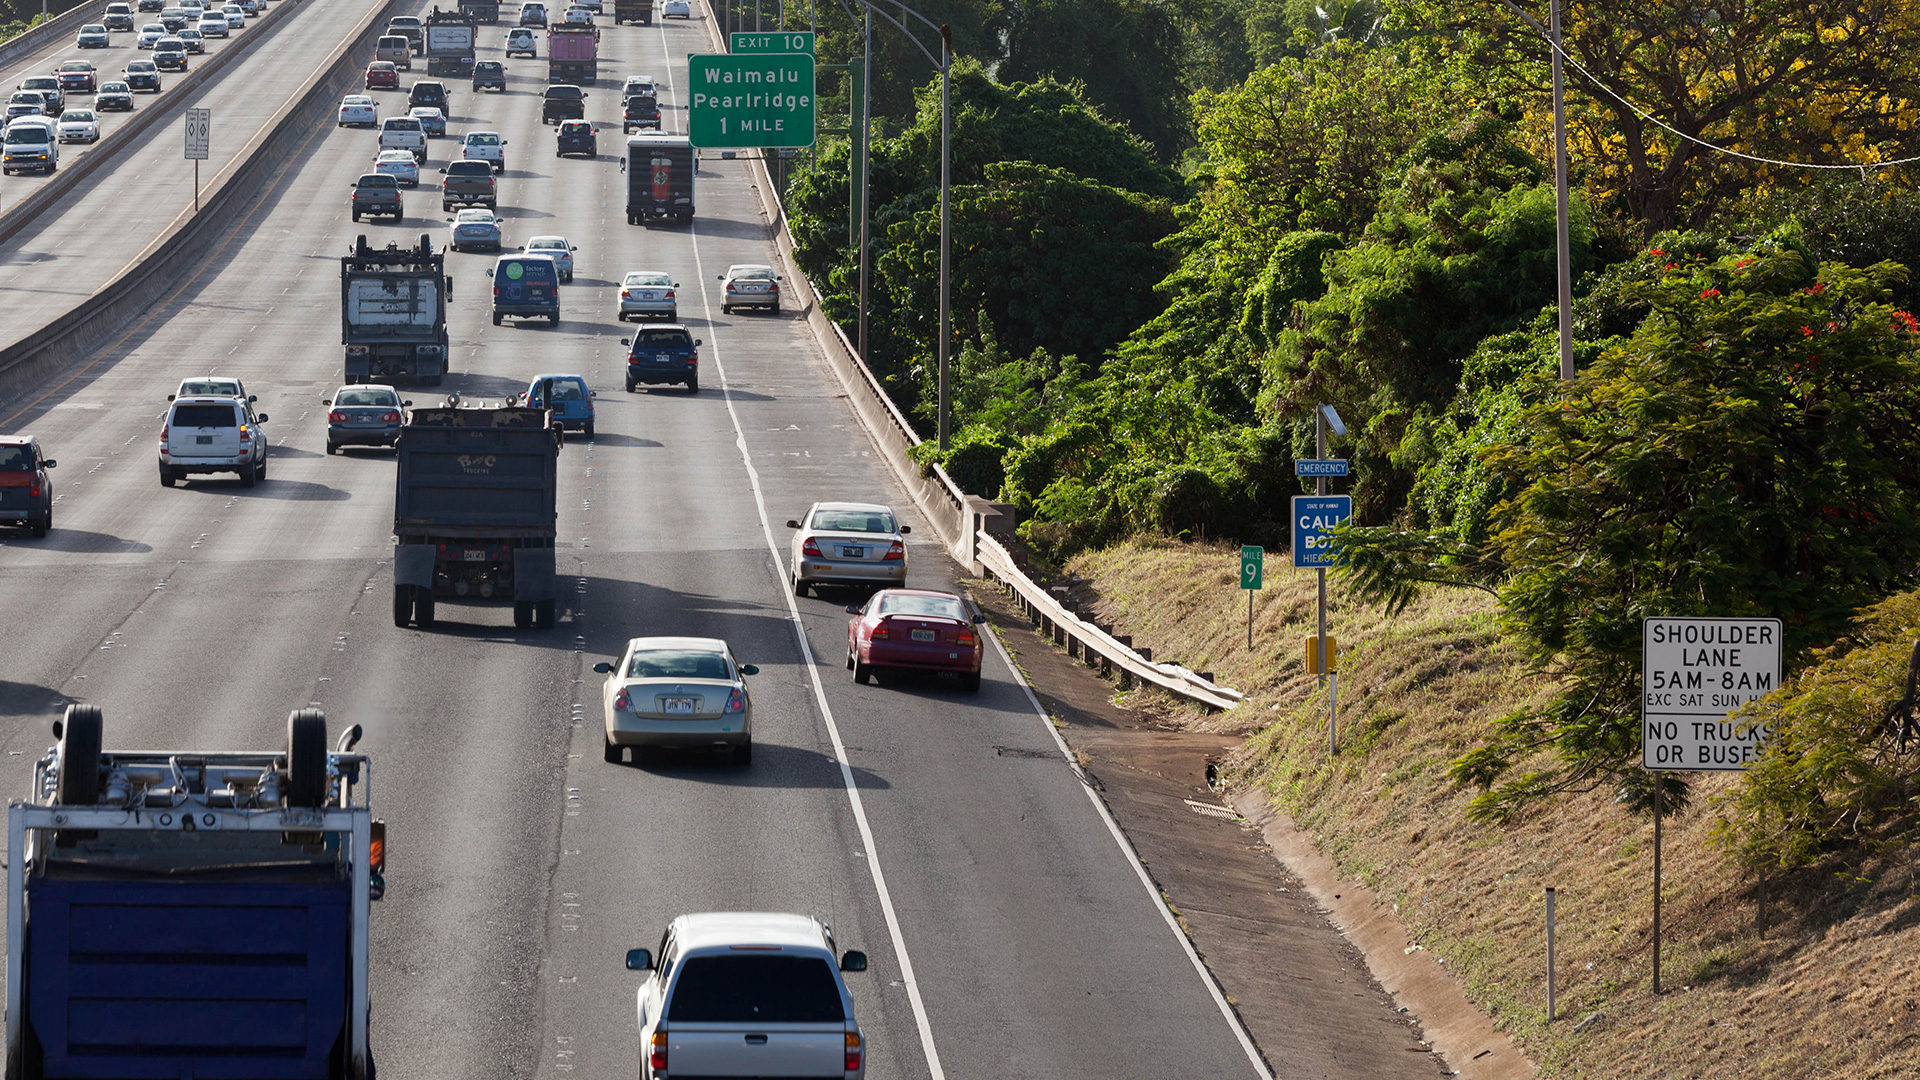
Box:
[1294,459,1349,477]
[1240,545,1262,648]
[184,108,209,211]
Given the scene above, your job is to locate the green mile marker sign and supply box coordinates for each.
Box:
[1240,546,1263,590]
[688,54,816,149]
[731,30,815,53]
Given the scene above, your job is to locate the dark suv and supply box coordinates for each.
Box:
[622,93,659,132]
[555,119,594,157]
[0,436,56,537]
[104,3,135,29]
[620,324,702,393]
[472,60,506,91]
[350,173,403,221]
[541,83,585,125]
[407,80,449,113]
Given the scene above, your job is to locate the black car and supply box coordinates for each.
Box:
[471,60,506,91]
[123,61,161,92]
[541,83,585,124]
[555,119,594,157]
[0,436,56,538]
[622,93,659,132]
[104,4,135,28]
[137,0,162,10]
[153,41,188,71]
[620,324,702,393]
[96,81,135,110]
[159,10,188,30]
[407,79,448,113]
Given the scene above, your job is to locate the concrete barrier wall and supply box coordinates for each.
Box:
[0,1,99,75]
[0,0,405,411]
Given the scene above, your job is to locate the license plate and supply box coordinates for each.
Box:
[464,549,485,561]
[840,546,865,558]
[663,697,695,714]
[639,291,654,299]
[196,435,212,444]
[910,629,936,642]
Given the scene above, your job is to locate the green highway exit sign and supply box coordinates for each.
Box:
[731,30,814,53]
[688,54,816,149]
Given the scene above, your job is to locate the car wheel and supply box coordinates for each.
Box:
[549,313,560,326]
[624,378,636,393]
[845,644,855,670]
[254,457,266,481]
[158,464,176,487]
[731,739,752,767]
[414,588,435,628]
[351,210,360,222]
[602,738,621,764]
[239,462,256,487]
[793,575,809,598]
[721,304,731,315]
[963,671,982,692]
[582,422,593,439]
[392,584,413,627]
[686,376,698,393]
[491,311,501,325]
[853,657,872,685]
[28,508,47,538]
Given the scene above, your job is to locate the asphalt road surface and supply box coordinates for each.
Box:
[0,7,1272,1080]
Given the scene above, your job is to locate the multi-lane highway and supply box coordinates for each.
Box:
[0,4,1273,1079]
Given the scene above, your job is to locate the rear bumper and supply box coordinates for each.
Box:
[863,641,982,672]
[626,363,693,384]
[798,560,907,586]
[605,712,748,748]
[619,299,674,316]
[329,427,400,447]
[160,453,256,473]
[495,302,558,317]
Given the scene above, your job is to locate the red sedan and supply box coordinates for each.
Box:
[364,61,400,90]
[846,589,985,691]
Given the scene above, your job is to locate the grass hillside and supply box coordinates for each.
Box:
[1065,537,1920,1078]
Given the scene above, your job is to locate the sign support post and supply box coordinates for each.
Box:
[184,108,209,211]
[1546,886,1557,1021]
[1652,778,1663,994]
[1317,410,1331,753]
[1290,409,1350,756]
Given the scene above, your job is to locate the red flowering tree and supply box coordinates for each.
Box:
[1447,233,1920,820]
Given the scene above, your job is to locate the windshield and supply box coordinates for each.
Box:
[334,389,397,406]
[624,649,732,680]
[630,329,691,348]
[878,594,966,620]
[171,404,237,428]
[546,87,580,99]
[127,62,154,71]
[667,956,844,1023]
[102,83,127,92]
[0,447,31,471]
[61,62,90,71]
[5,127,48,144]
[811,509,895,533]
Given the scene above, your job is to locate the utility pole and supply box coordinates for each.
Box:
[935,22,951,449]
[1550,0,1574,381]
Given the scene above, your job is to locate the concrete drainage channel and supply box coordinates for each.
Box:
[0,0,408,413]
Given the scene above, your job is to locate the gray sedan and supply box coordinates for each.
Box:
[787,501,910,596]
[617,269,676,321]
[324,384,408,452]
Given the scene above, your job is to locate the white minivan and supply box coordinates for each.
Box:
[158,395,269,487]
[625,913,868,1080]
[1,118,57,175]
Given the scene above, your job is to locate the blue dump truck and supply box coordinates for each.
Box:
[6,705,382,1080]
[392,403,560,630]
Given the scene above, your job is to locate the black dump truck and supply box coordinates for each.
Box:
[342,234,451,386]
[459,0,500,22]
[424,7,478,78]
[625,133,694,225]
[393,404,560,630]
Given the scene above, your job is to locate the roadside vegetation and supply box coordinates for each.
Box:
[781,0,1920,1071]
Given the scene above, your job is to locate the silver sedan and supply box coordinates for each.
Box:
[593,637,758,765]
[324,384,408,452]
[786,501,910,596]
[617,269,676,320]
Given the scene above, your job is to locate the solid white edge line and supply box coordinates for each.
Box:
[982,625,1275,1079]
[686,219,948,1080]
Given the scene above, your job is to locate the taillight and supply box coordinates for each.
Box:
[493,285,500,297]
[620,288,631,297]
[844,1032,862,1072]
[957,629,975,645]
[724,688,744,714]
[724,281,736,292]
[369,820,386,872]
[238,425,252,443]
[381,410,401,422]
[329,410,348,422]
[613,689,631,711]
[28,477,41,498]
[159,422,169,445]
[871,621,889,640]
[649,1032,667,1072]
[883,540,904,561]
[664,289,674,299]
[801,538,821,557]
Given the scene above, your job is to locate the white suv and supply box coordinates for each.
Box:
[625,913,868,1080]
[159,395,269,487]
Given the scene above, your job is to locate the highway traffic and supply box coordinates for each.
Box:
[0,1,1269,1078]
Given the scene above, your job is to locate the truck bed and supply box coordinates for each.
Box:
[394,410,559,535]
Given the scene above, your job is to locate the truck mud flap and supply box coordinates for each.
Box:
[395,544,436,588]
[512,546,556,603]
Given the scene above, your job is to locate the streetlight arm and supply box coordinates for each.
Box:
[843,0,944,70]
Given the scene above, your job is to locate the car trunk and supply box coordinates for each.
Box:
[814,531,892,564]
[878,613,968,649]
[664,1025,847,1077]
[730,277,774,299]
[627,678,732,720]
[335,406,398,429]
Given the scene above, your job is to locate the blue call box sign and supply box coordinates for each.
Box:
[1295,459,1348,477]
[1292,495,1352,568]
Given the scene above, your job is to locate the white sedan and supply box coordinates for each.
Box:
[337,94,377,128]
[135,22,166,46]
[661,0,690,15]
[221,3,244,25]
[374,147,419,186]
[524,235,576,281]
[54,109,99,143]
[592,637,758,765]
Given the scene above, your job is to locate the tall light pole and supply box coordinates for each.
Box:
[1497,0,1575,381]
[838,0,952,447]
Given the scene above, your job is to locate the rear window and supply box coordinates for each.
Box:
[0,447,31,471]
[171,404,237,428]
[334,389,396,407]
[497,258,556,283]
[812,509,895,533]
[357,174,398,189]
[666,955,845,1023]
[879,594,965,619]
[384,118,421,132]
[447,161,491,176]
[466,133,500,146]
[546,86,581,99]
[631,329,692,348]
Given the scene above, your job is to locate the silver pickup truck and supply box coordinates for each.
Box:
[626,912,869,1079]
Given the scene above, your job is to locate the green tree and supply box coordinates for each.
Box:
[998,0,1194,156]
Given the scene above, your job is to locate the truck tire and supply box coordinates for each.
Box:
[415,589,435,628]
[351,210,360,222]
[514,601,532,628]
[535,599,555,628]
[393,584,412,626]
[159,463,177,487]
[286,709,329,808]
[56,704,104,806]
[492,311,501,325]
[582,421,593,439]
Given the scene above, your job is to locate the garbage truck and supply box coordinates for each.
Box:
[341,234,451,386]
[392,403,560,630]
[5,704,384,1080]
[424,7,477,78]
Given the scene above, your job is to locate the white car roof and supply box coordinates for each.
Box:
[669,912,830,953]
[526,236,568,247]
[811,501,893,515]
[377,149,415,161]
[342,94,372,104]
[727,264,775,275]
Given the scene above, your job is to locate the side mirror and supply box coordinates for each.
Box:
[322,399,332,407]
[716,274,723,280]
[972,614,987,624]
[672,282,679,288]
[624,948,653,972]
[844,604,861,615]
[439,166,447,173]
[739,664,758,675]
[402,400,413,407]
[485,268,494,277]
[694,339,702,346]
[619,337,631,346]
[248,394,257,402]
[785,519,800,529]
[588,390,597,397]
[167,393,176,400]
[898,525,911,534]
[257,413,268,422]
[41,459,55,469]
[592,661,613,673]
[839,950,867,973]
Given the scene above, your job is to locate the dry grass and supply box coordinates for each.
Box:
[1067,536,1920,1079]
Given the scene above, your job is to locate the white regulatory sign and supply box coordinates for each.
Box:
[184,107,209,161]
[1642,617,1783,772]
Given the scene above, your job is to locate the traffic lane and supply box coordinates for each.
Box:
[0,0,402,348]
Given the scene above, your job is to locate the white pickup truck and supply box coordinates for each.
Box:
[626,912,869,1079]
[378,115,427,163]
